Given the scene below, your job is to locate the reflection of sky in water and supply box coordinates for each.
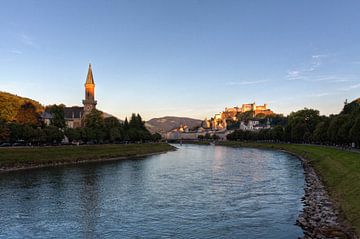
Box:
[0,145,304,239]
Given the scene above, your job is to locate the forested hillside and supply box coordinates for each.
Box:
[0,91,43,122]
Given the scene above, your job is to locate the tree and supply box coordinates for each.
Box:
[15,102,40,126]
[328,115,348,144]
[350,116,360,147]
[313,121,329,143]
[32,128,47,144]
[65,128,81,142]
[8,123,24,142]
[152,133,162,142]
[44,126,64,144]
[270,125,284,141]
[104,116,121,128]
[212,134,220,140]
[108,127,122,142]
[123,117,129,130]
[104,116,122,143]
[0,120,10,142]
[287,108,321,142]
[83,109,105,143]
[125,113,152,142]
[0,91,43,122]
[48,104,66,129]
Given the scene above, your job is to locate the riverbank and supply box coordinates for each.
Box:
[0,143,175,173]
[169,140,212,145]
[217,141,359,238]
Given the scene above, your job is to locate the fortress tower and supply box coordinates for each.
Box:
[82,63,97,115]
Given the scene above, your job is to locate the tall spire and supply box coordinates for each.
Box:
[85,63,94,85]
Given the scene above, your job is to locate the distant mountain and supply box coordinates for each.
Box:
[146,116,202,134]
[0,91,44,122]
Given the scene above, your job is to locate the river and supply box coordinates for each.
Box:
[0,144,304,238]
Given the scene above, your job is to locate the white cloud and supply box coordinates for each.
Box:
[287,54,329,81]
[312,54,328,59]
[341,83,360,91]
[306,92,332,97]
[226,80,269,86]
[18,33,37,47]
[10,49,22,55]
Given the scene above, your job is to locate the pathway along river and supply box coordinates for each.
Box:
[0,144,305,238]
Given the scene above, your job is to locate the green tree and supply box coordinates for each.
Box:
[123,117,129,130]
[287,108,321,142]
[271,125,284,141]
[313,121,329,143]
[0,120,10,142]
[65,128,81,142]
[104,116,121,128]
[104,117,122,142]
[83,109,105,143]
[44,126,64,144]
[8,123,24,142]
[328,115,348,144]
[152,133,162,142]
[350,116,360,147]
[48,104,66,128]
[125,113,152,142]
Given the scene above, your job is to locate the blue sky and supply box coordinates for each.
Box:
[1,0,360,120]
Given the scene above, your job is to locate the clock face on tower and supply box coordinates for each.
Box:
[85,105,92,112]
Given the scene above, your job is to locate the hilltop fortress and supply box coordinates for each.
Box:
[165,102,275,140]
[204,102,274,130]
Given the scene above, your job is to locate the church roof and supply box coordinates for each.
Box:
[85,63,95,85]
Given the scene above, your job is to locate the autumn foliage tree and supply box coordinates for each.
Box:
[15,102,40,126]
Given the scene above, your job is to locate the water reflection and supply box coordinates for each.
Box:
[79,167,100,239]
[0,145,304,239]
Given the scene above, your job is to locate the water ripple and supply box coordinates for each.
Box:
[0,144,304,239]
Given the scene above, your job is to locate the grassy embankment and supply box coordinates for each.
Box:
[0,143,174,170]
[217,141,360,234]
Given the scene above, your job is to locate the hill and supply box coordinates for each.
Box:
[146,116,202,134]
[0,91,43,122]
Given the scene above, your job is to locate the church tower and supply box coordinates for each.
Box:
[82,63,97,115]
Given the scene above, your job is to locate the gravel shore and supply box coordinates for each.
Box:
[295,154,358,239]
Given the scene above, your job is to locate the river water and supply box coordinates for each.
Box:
[0,144,304,238]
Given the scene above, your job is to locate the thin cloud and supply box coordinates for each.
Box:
[306,92,332,98]
[287,54,329,81]
[18,33,37,47]
[10,49,22,55]
[341,83,360,91]
[226,80,269,86]
[287,74,355,83]
[312,54,328,59]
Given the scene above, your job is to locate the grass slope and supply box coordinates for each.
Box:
[218,141,360,234]
[0,143,174,169]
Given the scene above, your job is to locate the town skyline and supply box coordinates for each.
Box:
[1,1,360,120]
